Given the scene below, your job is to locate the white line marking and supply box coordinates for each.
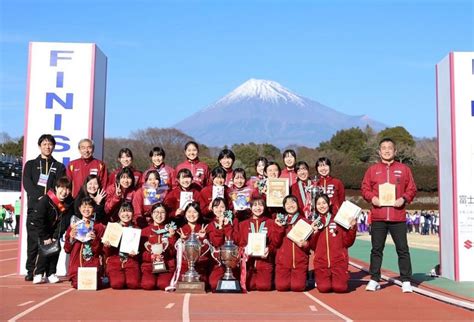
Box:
[182,293,190,322]
[0,248,17,252]
[7,288,74,322]
[0,257,16,262]
[165,302,175,309]
[17,301,34,307]
[309,305,318,312]
[0,273,16,278]
[0,243,19,246]
[303,292,353,322]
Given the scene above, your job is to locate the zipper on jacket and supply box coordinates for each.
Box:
[386,164,390,221]
[44,159,49,195]
[325,227,331,268]
[292,242,296,269]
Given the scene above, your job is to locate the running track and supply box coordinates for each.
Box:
[1,240,472,321]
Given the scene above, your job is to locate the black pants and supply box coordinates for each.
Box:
[26,213,39,276]
[369,221,412,282]
[15,215,20,235]
[35,250,60,276]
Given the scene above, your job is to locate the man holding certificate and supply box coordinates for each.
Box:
[361,138,417,293]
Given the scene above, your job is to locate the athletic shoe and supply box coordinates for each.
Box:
[33,274,44,284]
[24,274,33,281]
[47,274,60,284]
[365,279,380,291]
[402,281,413,293]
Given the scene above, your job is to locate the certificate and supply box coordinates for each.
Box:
[379,183,396,206]
[287,219,313,243]
[212,185,224,201]
[231,188,252,211]
[334,200,361,229]
[119,227,141,254]
[179,191,194,209]
[266,178,289,207]
[78,267,97,290]
[102,222,123,247]
[247,232,266,257]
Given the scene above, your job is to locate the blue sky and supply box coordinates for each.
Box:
[1,0,472,141]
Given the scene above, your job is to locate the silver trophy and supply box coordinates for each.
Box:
[212,240,242,293]
[150,239,169,273]
[177,233,209,292]
[305,183,324,229]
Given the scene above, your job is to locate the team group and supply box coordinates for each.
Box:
[22,134,417,293]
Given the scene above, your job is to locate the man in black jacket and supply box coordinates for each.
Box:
[22,134,66,281]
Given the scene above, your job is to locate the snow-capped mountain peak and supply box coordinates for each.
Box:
[211,78,305,107]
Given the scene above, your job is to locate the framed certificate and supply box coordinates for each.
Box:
[78,267,97,290]
[287,219,313,243]
[119,227,141,254]
[102,222,123,247]
[266,178,289,207]
[334,200,361,229]
[379,183,396,206]
[247,232,266,257]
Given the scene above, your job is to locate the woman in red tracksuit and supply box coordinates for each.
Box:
[234,197,284,291]
[64,197,105,289]
[280,149,297,187]
[315,157,345,214]
[132,170,162,228]
[275,195,312,292]
[141,146,175,193]
[107,148,142,189]
[105,167,137,222]
[290,161,314,219]
[163,168,202,226]
[206,197,238,292]
[175,202,211,288]
[310,194,357,293]
[228,168,253,222]
[175,141,210,191]
[103,202,141,289]
[199,166,232,222]
[140,203,177,290]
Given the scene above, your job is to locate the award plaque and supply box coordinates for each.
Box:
[379,183,396,206]
[334,200,361,229]
[247,232,266,257]
[266,178,289,207]
[102,222,123,247]
[287,220,313,243]
[78,267,97,290]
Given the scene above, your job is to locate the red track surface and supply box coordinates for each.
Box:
[1,239,473,321]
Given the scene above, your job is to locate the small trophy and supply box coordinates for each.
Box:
[176,233,209,293]
[150,239,169,273]
[213,240,241,293]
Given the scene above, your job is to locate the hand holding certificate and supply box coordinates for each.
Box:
[287,220,313,243]
[102,222,123,247]
[334,200,361,229]
[119,227,141,254]
[247,233,267,257]
[379,183,396,206]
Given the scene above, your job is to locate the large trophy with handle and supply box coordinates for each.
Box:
[305,181,324,229]
[212,240,241,293]
[176,233,209,293]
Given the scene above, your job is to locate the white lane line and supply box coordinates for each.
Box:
[17,301,34,307]
[165,302,175,309]
[0,257,16,262]
[7,288,74,322]
[303,292,353,322]
[0,248,17,252]
[0,273,16,278]
[182,293,191,322]
[309,305,318,312]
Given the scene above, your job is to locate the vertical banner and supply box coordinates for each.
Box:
[19,42,107,275]
[436,52,474,281]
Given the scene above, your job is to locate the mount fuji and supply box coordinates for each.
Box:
[174,79,386,148]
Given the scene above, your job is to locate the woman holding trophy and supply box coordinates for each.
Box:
[140,203,177,290]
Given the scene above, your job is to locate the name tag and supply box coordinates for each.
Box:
[37,173,49,187]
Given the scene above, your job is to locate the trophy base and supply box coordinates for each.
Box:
[215,279,241,293]
[152,262,168,274]
[176,281,206,293]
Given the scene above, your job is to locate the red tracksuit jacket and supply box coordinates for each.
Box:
[107,167,142,189]
[104,185,136,221]
[315,176,345,214]
[141,163,176,193]
[280,168,297,187]
[163,186,202,219]
[199,185,233,221]
[275,214,312,269]
[66,157,108,198]
[361,161,417,222]
[175,159,210,190]
[290,179,314,216]
[140,224,177,271]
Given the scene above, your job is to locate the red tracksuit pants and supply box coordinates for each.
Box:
[275,265,307,292]
[314,265,349,293]
[69,259,102,289]
[106,256,141,289]
[246,260,273,291]
[141,263,174,290]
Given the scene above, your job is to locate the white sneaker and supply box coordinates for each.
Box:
[33,274,44,284]
[47,274,60,284]
[365,279,380,291]
[402,281,413,293]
